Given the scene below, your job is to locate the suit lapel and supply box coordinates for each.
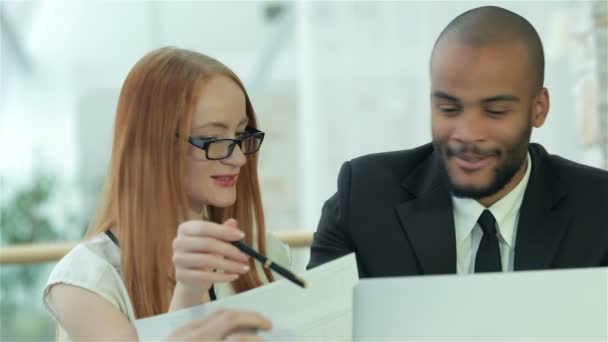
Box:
[395,151,457,274]
[393,144,569,273]
[515,144,570,270]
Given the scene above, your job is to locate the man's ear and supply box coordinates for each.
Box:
[532,87,549,128]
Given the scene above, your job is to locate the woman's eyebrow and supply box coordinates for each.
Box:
[192,117,249,130]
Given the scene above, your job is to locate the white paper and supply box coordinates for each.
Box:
[135,253,358,341]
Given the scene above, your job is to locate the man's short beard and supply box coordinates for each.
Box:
[448,151,524,199]
[434,125,531,200]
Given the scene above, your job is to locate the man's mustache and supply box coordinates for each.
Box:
[444,143,501,158]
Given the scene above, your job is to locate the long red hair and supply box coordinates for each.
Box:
[87,47,272,318]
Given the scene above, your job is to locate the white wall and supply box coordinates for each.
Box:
[1,1,602,237]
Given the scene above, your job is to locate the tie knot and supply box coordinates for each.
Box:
[477,209,497,235]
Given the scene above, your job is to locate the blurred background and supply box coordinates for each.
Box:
[1,0,606,340]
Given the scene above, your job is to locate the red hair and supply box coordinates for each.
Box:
[87,47,272,318]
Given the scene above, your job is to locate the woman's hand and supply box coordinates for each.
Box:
[170,218,250,309]
[165,309,272,341]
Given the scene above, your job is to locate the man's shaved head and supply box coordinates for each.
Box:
[431,6,545,91]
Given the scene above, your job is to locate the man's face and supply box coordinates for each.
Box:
[430,40,548,201]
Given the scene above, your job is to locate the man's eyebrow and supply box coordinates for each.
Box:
[432,91,460,102]
[431,92,520,104]
[481,94,520,103]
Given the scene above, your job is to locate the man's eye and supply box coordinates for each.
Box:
[235,131,247,138]
[486,109,507,115]
[438,105,460,113]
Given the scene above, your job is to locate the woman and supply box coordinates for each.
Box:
[42,47,291,340]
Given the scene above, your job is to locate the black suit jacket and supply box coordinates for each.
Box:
[308,143,608,276]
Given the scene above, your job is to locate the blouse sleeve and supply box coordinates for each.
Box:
[42,243,135,324]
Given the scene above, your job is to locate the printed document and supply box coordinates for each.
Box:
[135,253,358,341]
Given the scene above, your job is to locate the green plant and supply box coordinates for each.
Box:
[0,170,92,341]
[1,171,60,245]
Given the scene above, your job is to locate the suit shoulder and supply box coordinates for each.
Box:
[543,153,608,194]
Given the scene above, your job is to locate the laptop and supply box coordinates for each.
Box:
[353,267,608,340]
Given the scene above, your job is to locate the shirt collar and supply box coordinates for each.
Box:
[453,152,532,246]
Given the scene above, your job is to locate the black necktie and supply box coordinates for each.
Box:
[474,210,502,272]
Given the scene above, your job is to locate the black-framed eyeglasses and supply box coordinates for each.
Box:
[184,127,265,161]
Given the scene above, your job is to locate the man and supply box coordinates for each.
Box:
[308,6,608,276]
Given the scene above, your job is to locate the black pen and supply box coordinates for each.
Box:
[231,240,307,288]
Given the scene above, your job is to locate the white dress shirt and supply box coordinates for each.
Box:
[452,153,532,274]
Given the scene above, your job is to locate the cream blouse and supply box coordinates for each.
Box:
[42,232,291,340]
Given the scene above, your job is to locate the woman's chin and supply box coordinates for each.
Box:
[207,196,237,209]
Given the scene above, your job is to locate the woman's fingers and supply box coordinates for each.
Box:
[178,220,244,241]
[175,268,239,284]
[209,309,272,340]
[167,309,271,341]
[225,333,265,342]
[173,236,249,263]
[173,219,250,288]
[173,253,250,274]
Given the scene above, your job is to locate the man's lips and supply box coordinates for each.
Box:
[452,153,492,171]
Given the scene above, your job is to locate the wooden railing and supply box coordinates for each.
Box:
[0,231,313,265]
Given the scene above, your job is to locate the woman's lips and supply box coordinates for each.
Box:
[211,174,238,187]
